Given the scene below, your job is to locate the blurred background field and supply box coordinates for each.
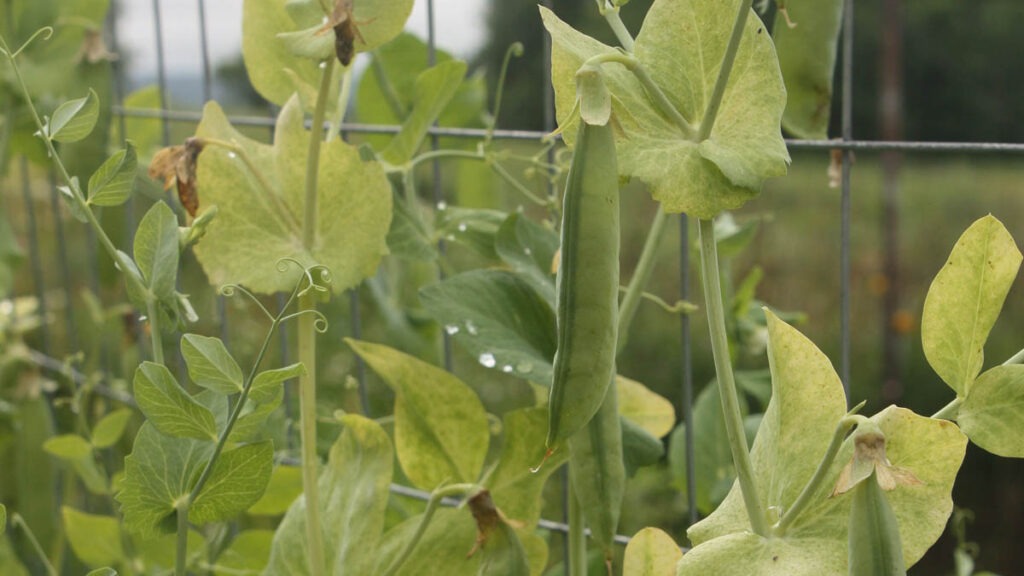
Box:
[3,0,1024,574]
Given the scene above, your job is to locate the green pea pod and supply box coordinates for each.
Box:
[546,117,620,451]
[568,377,625,565]
[773,0,844,139]
[847,469,907,576]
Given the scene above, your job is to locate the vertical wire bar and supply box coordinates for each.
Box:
[152,0,171,146]
[425,0,453,372]
[20,157,50,354]
[839,0,854,397]
[678,215,697,526]
[48,171,78,355]
[539,0,571,566]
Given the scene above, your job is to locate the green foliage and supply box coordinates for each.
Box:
[622,527,683,576]
[62,507,122,568]
[133,361,218,441]
[43,88,99,143]
[181,334,245,396]
[90,409,133,449]
[0,215,23,297]
[379,60,468,165]
[86,142,137,206]
[957,365,1024,457]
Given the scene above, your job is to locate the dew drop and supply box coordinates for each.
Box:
[478,352,496,368]
[139,315,148,322]
[318,61,327,69]
[501,364,513,373]
[444,324,460,335]
[465,320,479,335]
[436,200,448,211]
[515,361,534,374]
[523,247,532,256]
[457,223,468,232]
[445,234,456,242]
[227,151,237,159]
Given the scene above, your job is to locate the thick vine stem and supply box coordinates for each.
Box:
[600,3,635,52]
[698,217,768,536]
[380,483,476,576]
[697,0,755,140]
[774,404,868,535]
[568,483,587,576]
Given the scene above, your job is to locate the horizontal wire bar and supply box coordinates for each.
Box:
[113,105,1024,152]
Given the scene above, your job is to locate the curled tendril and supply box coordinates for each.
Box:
[9,27,54,59]
[297,264,333,299]
[275,257,304,274]
[219,283,274,322]
[279,309,329,333]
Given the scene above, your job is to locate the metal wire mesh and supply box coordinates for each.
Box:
[10,0,1024,559]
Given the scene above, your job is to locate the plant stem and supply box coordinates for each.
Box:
[381,483,475,576]
[568,483,587,576]
[697,0,754,141]
[174,500,189,576]
[698,217,768,536]
[11,514,57,576]
[304,58,336,249]
[325,64,352,143]
[931,398,962,421]
[601,5,635,52]
[617,205,668,352]
[774,406,866,535]
[583,52,694,139]
[370,54,408,120]
[146,297,164,364]
[1003,347,1024,366]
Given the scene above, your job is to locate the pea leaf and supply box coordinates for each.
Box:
[346,339,488,489]
[617,375,675,438]
[117,423,215,538]
[134,202,180,303]
[494,213,559,307]
[88,142,137,206]
[85,569,117,576]
[541,1,789,218]
[266,414,393,575]
[773,0,844,138]
[91,409,134,449]
[190,441,274,525]
[380,60,468,165]
[133,361,218,441]
[249,465,303,516]
[181,334,244,396]
[957,365,1024,457]
[193,97,392,295]
[229,387,284,443]
[419,270,557,386]
[62,507,123,568]
[623,527,683,576]
[46,88,100,142]
[681,313,967,574]
[922,215,1021,396]
[110,86,163,156]
[213,530,274,576]
[43,434,93,460]
[486,407,570,527]
[249,363,305,404]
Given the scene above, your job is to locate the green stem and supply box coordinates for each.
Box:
[601,5,635,52]
[617,205,668,352]
[174,500,189,576]
[697,0,754,140]
[698,217,768,536]
[146,297,164,364]
[931,398,962,421]
[370,54,408,120]
[774,405,867,535]
[406,149,484,171]
[490,160,550,206]
[304,58,336,249]
[325,64,352,143]
[1003,346,1024,366]
[381,483,475,576]
[11,513,58,576]
[484,42,524,145]
[583,52,695,139]
[568,482,587,576]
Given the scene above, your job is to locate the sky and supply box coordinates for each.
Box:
[114,0,489,91]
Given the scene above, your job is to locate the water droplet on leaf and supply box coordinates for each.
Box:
[444,324,460,335]
[478,353,496,368]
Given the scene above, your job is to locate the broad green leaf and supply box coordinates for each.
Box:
[134,202,180,302]
[494,213,559,307]
[190,441,273,525]
[43,434,93,460]
[88,142,137,206]
[435,206,506,261]
[133,362,218,441]
[91,409,134,448]
[242,0,324,106]
[117,423,215,538]
[380,60,468,165]
[0,214,24,297]
[376,508,547,576]
[617,375,675,438]
[478,522,532,576]
[266,414,393,575]
[681,313,967,574]
[181,334,244,395]
[213,530,273,576]
[72,455,111,495]
[248,465,302,516]
[773,0,844,138]
[346,339,488,489]
[62,507,123,568]
[229,388,284,443]
[958,365,1024,457]
[419,270,557,386]
[110,85,163,156]
[486,407,570,527]
[46,88,100,142]
[922,215,1021,396]
[277,24,335,60]
[249,363,305,404]
[541,2,789,218]
[621,415,665,476]
[623,527,683,576]
[193,97,392,294]
[85,569,117,576]
[386,182,437,260]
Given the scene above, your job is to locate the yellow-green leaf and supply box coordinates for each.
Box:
[133,361,218,441]
[47,88,100,142]
[623,527,682,576]
[62,507,123,568]
[617,375,675,438]
[91,409,134,448]
[958,364,1024,457]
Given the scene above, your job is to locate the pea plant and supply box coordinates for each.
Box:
[1,0,1022,575]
